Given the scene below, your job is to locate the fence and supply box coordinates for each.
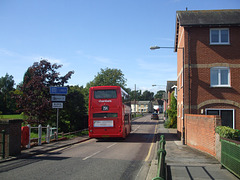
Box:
[26,125,57,148]
[26,125,88,149]
[152,135,166,180]
[221,139,240,178]
[0,130,5,159]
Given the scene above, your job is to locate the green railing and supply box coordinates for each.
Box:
[152,135,166,180]
[0,130,6,159]
[221,139,240,178]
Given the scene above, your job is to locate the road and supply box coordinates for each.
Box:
[0,114,158,180]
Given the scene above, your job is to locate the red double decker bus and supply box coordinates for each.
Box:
[88,86,131,139]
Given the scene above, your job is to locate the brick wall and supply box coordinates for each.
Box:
[0,119,23,157]
[185,114,221,156]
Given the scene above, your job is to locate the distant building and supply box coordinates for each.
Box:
[131,101,154,113]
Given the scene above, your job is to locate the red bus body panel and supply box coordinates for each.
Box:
[88,86,131,138]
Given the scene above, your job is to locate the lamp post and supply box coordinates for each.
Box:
[150,46,185,145]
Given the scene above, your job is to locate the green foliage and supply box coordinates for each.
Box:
[0,73,17,114]
[154,90,165,100]
[216,126,240,140]
[87,67,127,88]
[0,113,27,120]
[141,90,154,101]
[56,85,88,132]
[15,60,74,125]
[166,92,177,128]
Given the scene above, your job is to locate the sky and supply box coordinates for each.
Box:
[0,0,239,94]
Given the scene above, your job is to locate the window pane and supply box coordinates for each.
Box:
[220,69,229,85]
[211,69,218,85]
[207,110,219,115]
[221,30,229,43]
[94,90,117,99]
[211,30,219,43]
[93,113,118,118]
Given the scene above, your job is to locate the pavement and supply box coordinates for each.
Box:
[147,119,238,180]
[0,135,90,163]
[1,117,239,180]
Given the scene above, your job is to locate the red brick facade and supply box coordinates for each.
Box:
[175,10,240,140]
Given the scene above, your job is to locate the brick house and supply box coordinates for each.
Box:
[175,9,240,139]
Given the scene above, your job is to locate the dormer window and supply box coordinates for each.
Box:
[210,28,229,45]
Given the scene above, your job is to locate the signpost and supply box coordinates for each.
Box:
[50,87,67,140]
[50,87,68,95]
[51,96,66,102]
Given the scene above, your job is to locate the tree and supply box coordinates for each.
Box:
[154,90,165,100]
[129,90,142,101]
[16,60,74,124]
[140,90,154,101]
[87,67,127,88]
[58,85,88,132]
[0,73,16,114]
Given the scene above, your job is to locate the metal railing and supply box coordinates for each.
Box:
[0,130,5,159]
[152,135,167,180]
[26,125,54,148]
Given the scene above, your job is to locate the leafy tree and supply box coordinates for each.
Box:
[141,90,154,101]
[87,67,127,88]
[15,60,74,124]
[154,90,165,100]
[0,73,16,114]
[129,90,142,101]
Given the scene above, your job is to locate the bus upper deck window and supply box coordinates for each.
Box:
[94,90,117,99]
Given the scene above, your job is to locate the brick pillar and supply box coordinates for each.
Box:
[0,119,23,157]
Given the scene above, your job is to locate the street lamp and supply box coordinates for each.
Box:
[150,46,174,50]
[150,45,185,145]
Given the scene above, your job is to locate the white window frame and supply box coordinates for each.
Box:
[210,28,230,45]
[205,108,235,129]
[210,67,230,87]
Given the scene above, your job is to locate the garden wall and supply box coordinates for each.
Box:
[185,114,221,156]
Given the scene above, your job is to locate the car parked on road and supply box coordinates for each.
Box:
[151,113,159,120]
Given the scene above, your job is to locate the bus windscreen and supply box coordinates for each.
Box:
[94,90,117,99]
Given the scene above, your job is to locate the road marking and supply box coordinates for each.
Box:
[107,143,117,148]
[144,124,157,162]
[82,151,101,161]
[132,125,141,133]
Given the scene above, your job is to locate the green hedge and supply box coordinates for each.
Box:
[216,126,240,140]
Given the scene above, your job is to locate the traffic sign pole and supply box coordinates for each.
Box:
[50,87,67,140]
[56,108,59,140]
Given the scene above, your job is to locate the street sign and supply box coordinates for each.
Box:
[52,102,63,109]
[50,87,68,95]
[51,96,66,102]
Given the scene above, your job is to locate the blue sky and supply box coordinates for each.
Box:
[0,0,239,93]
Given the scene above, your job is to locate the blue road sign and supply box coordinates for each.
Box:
[50,87,68,95]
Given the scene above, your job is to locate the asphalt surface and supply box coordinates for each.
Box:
[1,114,239,180]
[0,115,157,180]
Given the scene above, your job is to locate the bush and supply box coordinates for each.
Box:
[166,92,177,128]
[216,126,240,140]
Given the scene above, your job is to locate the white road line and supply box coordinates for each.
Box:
[132,125,141,133]
[107,143,117,149]
[82,151,101,161]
